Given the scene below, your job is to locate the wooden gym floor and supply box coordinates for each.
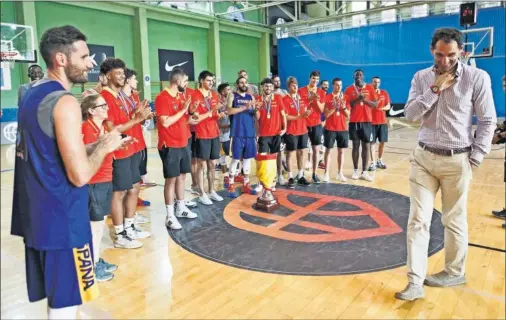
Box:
[1,118,504,319]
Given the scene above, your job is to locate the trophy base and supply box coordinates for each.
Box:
[254,197,280,212]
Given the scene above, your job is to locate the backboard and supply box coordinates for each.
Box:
[461,26,494,59]
[0,23,37,63]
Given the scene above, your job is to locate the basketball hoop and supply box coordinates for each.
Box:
[0,51,17,69]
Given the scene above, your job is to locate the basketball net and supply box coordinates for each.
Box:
[459,52,476,67]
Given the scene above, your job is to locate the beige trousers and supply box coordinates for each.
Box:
[407,146,472,285]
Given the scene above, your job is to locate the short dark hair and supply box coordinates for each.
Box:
[309,70,320,78]
[372,76,380,80]
[39,25,87,69]
[260,78,273,86]
[100,58,125,75]
[198,70,214,83]
[332,77,342,84]
[125,68,137,80]
[236,76,247,85]
[217,83,229,95]
[354,69,364,75]
[28,64,42,72]
[238,69,247,75]
[272,74,280,80]
[431,28,463,49]
[321,80,329,83]
[169,67,185,83]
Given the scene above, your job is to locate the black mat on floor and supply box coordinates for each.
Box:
[168,183,444,276]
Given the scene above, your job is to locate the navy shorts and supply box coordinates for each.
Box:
[112,153,142,192]
[231,137,257,160]
[349,122,374,143]
[88,182,112,221]
[323,129,349,149]
[221,140,231,156]
[189,132,198,157]
[284,133,308,151]
[196,137,220,160]
[159,146,192,178]
[372,124,388,143]
[138,147,148,176]
[25,243,99,308]
[258,135,281,154]
[307,124,323,146]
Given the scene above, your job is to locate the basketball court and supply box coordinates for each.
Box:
[1,1,505,319]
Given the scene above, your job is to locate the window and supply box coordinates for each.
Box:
[352,1,367,12]
[411,4,428,18]
[445,1,461,14]
[381,9,396,22]
[352,14,367,27]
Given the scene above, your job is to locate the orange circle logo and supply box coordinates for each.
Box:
[224,189,402,242]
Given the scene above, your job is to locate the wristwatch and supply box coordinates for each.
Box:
[430,85,440,95]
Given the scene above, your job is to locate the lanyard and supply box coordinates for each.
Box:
[263,94,272,117]
[118,91,136,116]
[290,94,300,115]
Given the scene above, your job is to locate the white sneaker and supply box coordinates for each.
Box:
[255,184,263,193]
[165,214,182,230]
[185,200,197,208]
[360,172,374,182]
[135,212,150,224]
[175,205,198,219]
[209,191,224,202]
[323,172,330,183]
[337,173,347,182]
[125,224,151,239]
[198,193,213,205]
[277,175,285,186]
[352,170,360,180]
[114,232,143,249]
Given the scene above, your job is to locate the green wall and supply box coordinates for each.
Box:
[220,32,259,84]
[147,19,209,83]
[35,2,135,69]
[1,1,23,108]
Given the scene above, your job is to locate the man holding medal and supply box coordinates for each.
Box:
[344,69,377,182]
[226,76,258,198]
[298,70,327,184]
[155,68,199,230]
[322,78,350,183]
[282,76,312,189]
[101,58,152,249]
[255,78,287,190]
[191,70,226,205]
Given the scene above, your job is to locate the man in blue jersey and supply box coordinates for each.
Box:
[226,76,258,197]
[11,26,128,319]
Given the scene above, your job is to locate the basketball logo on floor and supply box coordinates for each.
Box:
[168,183,445,276]
[224,189,402,242]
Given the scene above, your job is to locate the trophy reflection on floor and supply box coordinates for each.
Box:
[254,153,280,212]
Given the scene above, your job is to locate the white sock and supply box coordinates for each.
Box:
[114,224,124,235]
[288,172,293,179]
[141,174,148,184]
[90,219,105,263]
[48,305,78,320]
[166,204,175,217]
[378,158,382,161]
[124,218,134,229]
[176,200,185,211]
[298,170,304,179]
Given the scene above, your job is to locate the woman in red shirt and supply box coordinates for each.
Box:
[81,94,118,283]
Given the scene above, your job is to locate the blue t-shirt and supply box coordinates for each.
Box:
[230,92,256,138]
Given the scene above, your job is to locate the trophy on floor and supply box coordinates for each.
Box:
[254,153,280,212]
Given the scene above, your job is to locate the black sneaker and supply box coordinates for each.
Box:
[492,208,506,220]
[287,178,295,189]
[502,223,505,229]
[297,176,311,186]
[312,174,321,184]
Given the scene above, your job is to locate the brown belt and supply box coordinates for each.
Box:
[418,142,471,156]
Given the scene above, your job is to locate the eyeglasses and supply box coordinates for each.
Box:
[93,103,109,110]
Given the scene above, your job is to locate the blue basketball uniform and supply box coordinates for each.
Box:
[230,92,257,160]
[12,79,98,308]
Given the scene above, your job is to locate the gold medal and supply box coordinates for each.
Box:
[267,113,271,119]
[360,102,364,106]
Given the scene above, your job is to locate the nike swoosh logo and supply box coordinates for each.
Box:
[389,107,405,116]
[165,61,188,72]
